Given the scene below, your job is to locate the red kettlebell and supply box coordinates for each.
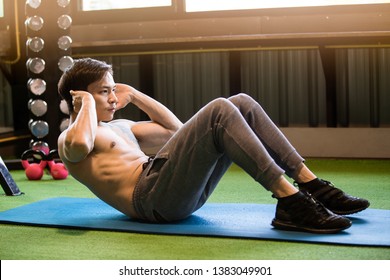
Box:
[47,149,68,180]
[21,149,47,180]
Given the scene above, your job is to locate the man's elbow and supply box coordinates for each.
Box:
[170,122,183,134]
[167,125,181,138]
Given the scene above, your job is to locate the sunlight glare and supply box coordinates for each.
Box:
[185,0,390,12]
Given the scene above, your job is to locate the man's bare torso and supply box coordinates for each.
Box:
[59,119,148,218]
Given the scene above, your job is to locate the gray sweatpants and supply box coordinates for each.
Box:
[133,93,304,222]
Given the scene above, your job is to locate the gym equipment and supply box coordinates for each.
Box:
[59,118,69,132]
[24,1,73,175]
[0,198,388,247]
[25,15,44,32]
[57,14,72,30]
[31,140,50,155]
[58,55,73,72]
[47,150,68,180]
[27,37,45,53]
[29,99,48,117]
[27,78,46,96]
[25,0,73,158]
[21,149,47,180]
[0,156,23,196]
[20,148,68,180]
[57,0,71,8]
[59,99,69,115]
[57,35,72,51]
[26,0,41,9]
[29,120,49,139]
[26,57,45,74]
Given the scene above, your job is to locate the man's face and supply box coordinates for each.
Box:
[87,72,117,122]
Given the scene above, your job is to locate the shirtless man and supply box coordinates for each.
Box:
[57,58,369,233]
[58,69,181,218]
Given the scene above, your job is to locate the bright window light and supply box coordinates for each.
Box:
[81,0,172,11]
[0,0,3,17]
[185,0,390,12]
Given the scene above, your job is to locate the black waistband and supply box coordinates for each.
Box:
[142,156,155,170]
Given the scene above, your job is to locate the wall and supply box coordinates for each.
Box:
[1,1,390,159]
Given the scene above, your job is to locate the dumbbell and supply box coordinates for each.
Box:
[30,140,50,155]
[21,149,47,180]
[47,149,68,180]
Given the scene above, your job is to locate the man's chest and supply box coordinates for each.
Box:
[95,123,140,151]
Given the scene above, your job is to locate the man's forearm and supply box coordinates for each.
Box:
[63,95,98,162]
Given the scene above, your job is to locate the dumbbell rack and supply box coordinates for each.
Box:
[23,0,72,179]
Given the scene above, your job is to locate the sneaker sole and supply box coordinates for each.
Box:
[271,218,352,234]
[330,204,370,215]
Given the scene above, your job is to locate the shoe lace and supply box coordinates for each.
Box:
[318,180,350,202]
[296,179,345,201]
[292,191,341,226]
[299,191,330,217]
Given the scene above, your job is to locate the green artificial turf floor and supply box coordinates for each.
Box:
[0,159,389,260]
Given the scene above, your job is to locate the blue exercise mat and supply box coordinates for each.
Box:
[0,197,388,247]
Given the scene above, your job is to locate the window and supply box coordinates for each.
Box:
[0,0,3,17]
[81,0,172,11]
[185,0,390,12]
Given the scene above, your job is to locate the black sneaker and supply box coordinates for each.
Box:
[295,178,370,215]
[272,191,352,234]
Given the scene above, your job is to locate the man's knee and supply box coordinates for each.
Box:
[203,98,238,120]
[229,93,256,105]
[209,97,235,109]
[228,93,263,113]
